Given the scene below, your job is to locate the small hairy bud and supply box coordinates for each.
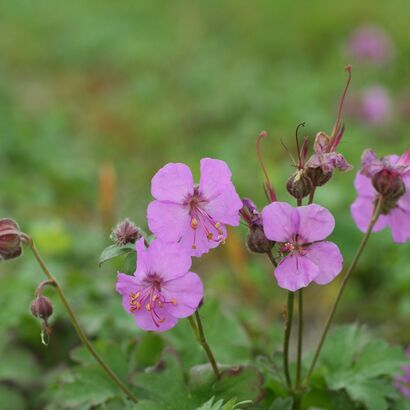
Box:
[286,170,313,199]
[0,218,22,261]
[31,296,53,320]
[111,218,142,245]
[247,225,275,254]
[305,167,333,187]
[372,169,405,199]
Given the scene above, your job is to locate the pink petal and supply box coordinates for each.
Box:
[262,202,298,242]
[350,196,388,233]
[202,184,242,226]
[151,163,194,202]
[354,172,375,197]
[274,254,319,291]
[147,200,190,242]
[116,273,143,313]
[161,272,204,318]
[178,223,227,257]
[135,238,149,276]
[147,240,192,280]
[306,241,343,285]
[388,195,410,243]
[133,307,178,332]
[199,158,234,200]
[297,204,335,243]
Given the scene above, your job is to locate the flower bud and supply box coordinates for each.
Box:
[111,218,142,245]
[31,296,53,320]
[286,170,313,199]
[305,167,333,187]
[246,225,275,254]
[0,219,22,261]
[372,169,405,199]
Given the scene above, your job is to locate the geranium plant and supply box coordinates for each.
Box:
[2,66,409,410]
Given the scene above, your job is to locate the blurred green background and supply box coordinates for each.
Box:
[0,1,409,408]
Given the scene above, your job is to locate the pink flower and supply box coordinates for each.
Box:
[351,150,410,243]
[262,202,343,291]
[395,347,410,399]
[147,158,242,257]
[359,86,392,125]
[347,25,395,65]
[116,238,203,332]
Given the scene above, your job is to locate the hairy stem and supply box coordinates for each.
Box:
[283,291,295,389]
[296,289,304,388]
[305,196,383,382]
[23,237,138,403]
[189,311,221,379]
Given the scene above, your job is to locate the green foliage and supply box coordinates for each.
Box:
[312,324,407,410]
[99,243,135,267]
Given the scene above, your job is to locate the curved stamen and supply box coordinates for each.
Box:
[129,281,178,328]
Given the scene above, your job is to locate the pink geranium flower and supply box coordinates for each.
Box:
[351,149,410,243]
[347,25,395,65]
[262,202,343,291]
[147,158,242,257]
[116,238,203,332]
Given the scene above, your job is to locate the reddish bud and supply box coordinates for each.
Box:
[31,296,53,320]
[372,169,405,199]
[247,225,275,254]
[0,219,22,261]
[111,218,142,245]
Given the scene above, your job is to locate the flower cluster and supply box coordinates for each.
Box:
[351,148,410,243]
[114,69,409,333]
[116,158,242,331]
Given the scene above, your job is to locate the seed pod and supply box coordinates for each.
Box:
[286,170,313,199]
[246,225,275,254]
[0,219,22,261]
[31,296,53,320]
[305,167,333,187]
[372,169,405,199]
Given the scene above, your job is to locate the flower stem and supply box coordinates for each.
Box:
[23,236,138,403]
[308,187,316,205]
[305,195,383,382]
[283,291,295,389]
[296,289,304,388]
[189,311,221,379]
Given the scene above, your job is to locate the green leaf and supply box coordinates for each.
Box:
[134,332,164,368]
[189,364,264,405]
[352,340,407,379]
[99,243,135,266]
[164,299,251,368]
[56,365,120,408]
[0,345,41,385]
[70,340,129,380]
[131,350,195,410]
[134,400,164,410]
[196,397,225,410]
[318,324,369,372]
[214,366,264,404]
[345,379,396,410]
[269,397,293,410]
[0,385,27,410]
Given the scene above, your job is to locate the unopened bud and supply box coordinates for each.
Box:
[31,296,53,320]
[0,219,22,261]
[372,170,405,200]
[111,218,142,245]
[286,170,313,199]
[305,167,333,187]
[246,225,275,254]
